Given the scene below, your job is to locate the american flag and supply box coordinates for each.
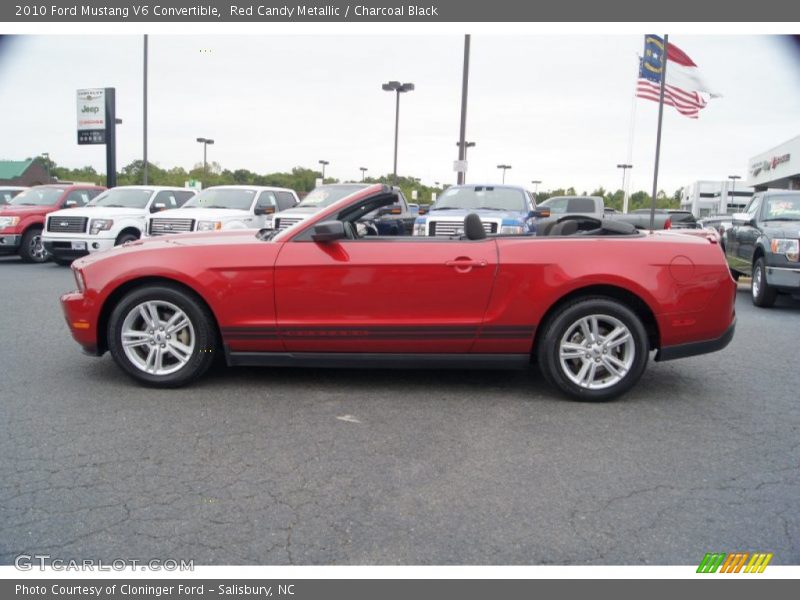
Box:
[636,35,718,119]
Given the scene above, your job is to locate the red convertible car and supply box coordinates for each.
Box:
[61,184,736,401]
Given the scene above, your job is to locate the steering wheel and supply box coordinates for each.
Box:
[356,221,379,237]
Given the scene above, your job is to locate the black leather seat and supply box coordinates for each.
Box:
[464,213,486,240]
[548,220,579,236]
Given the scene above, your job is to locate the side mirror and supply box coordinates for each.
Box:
[150,202,167,213]
[64,200,78,208]
[254,205,276,216]
[731,212,753,226]
[312,220,347,242]
[533,207,551,218]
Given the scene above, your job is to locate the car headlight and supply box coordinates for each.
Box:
[89,219,114,235]
[500,225,524,234]
[197,220,222,231]
[771,238,799,262]
[0,216,20,229]
[413,222,427,236]
[72,267,86,293]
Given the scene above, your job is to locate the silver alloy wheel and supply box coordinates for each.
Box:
[29,233,49,261]
[558,314,636,390]
[752,265,762,299]
[120,300,196,376]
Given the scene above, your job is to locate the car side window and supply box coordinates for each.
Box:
[65,190,92,206]
[545,198,567,214]
[152,190,180,211]
[746,197,761,220]
[256,191,277,210]
[174,191,195,207]
[275,191,297,211]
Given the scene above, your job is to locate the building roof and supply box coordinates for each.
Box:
[0,159,34,180]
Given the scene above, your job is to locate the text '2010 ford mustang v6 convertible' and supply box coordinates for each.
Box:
[61,184,736,401]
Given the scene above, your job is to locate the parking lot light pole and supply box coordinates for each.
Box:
[319,159,329,182]
[196,137,214,186]
[728,174,741,212]
[617,163,633,213]
[497,164,511,184]
[530,179,542,199]
[42,152,50,183]
[382,80,415,184]
[359,166,368,182]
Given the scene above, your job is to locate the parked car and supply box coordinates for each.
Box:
[698,214,734,238]
[62,184,736,401]
[630,208,699,229]
[273,183,415,235]
[414,184,541,236]
[537,196,680,233]
[0,186,28,205]
[42,186,196,265]
[146,185,298,237]
[725,190,800,307]
[0,184,105,262]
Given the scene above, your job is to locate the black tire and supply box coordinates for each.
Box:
[115,232,139,246]
[107,284,218,387]
[729,268,740,282]
[536,297,649,402]
[19,227,49,263]
[751,257,777,308]
[53,257,74,266]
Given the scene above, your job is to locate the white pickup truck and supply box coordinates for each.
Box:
[42,185,195,265]
[146,185,298,237]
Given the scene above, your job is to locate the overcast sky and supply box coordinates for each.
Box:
[1,34,799,193]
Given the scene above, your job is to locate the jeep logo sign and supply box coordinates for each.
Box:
[76,88,106,145]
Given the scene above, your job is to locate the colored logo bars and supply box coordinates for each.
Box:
[697,552,773,573]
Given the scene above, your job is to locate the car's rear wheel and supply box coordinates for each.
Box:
[19,227,49,263]
[115,232,138,246]
[751,257,777,307]
[537,297,649,401]
[107,285,217,387]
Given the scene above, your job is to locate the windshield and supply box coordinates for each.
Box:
[432,186,527,212]
[90,188,154,209]
[9,187,64,207]
[763,195,800,220]
[296,185,367,208]
[182,188,256,211]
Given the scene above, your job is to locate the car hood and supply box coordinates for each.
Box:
[762,222,800,238]
[0,205,54,216]
[426,208,522,221]
[48,206,146,219]
[276,206,320,217]
[149,208,251,221]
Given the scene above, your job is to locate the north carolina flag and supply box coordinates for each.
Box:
[637,35,720,119]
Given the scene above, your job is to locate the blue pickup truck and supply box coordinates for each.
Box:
[412,184,540,236]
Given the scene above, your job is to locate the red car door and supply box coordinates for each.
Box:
[273,238,498,353]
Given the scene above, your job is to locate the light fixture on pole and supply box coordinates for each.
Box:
[530,179,541,196]
[196,137,214,185]
[359,166,368,182]
[319,159,329,181]
[42,152,50,183]
[382,80,415,184]
[728,174,741,211]
[617,163,633,213]
[497,164,511,184]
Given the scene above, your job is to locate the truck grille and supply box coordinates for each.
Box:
[47,216,87,233]
[274,216,305,230]
[149,218,195,236]
[429,220,497,237]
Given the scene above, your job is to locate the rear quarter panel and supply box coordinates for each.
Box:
[477,234,736,353]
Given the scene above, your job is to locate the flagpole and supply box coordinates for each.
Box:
[649,34,669,232]
[623,53,640,214]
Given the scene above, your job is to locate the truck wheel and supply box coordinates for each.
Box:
[537,297,649,402]
[19,227,49,263]
[751,257,777,308]
[53,257,74,266]
[729,268,740,282]
[107,284,218,387]
[115,232,138,246]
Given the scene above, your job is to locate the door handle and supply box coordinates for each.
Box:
[445,258,488,269]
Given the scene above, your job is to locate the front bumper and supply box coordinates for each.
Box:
[765,266,800,291]
[655,319,736,362]
[44,236,115,259]
[0,234,22,253]
[61,290,102,356]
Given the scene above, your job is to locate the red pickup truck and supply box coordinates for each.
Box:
[0,184,105,262]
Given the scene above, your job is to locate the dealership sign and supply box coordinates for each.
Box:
[76,88,106,144]
[750,153,791,179]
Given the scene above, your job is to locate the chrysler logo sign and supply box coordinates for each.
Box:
[750,153,791,178]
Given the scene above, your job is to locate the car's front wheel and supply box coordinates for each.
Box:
[537,297,649,401]
[19,227,49,263]
[751,257,777,307]
[107,284,218,387]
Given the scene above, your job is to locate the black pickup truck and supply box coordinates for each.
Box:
[724,190,800,307]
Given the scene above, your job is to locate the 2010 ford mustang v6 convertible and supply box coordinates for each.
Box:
[61,184,736,401]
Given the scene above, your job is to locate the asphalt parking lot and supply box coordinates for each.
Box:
[1,257,798,565]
